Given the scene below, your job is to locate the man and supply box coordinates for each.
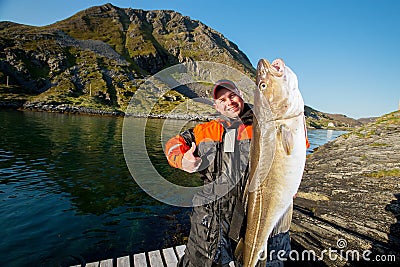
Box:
[165,80,292,267]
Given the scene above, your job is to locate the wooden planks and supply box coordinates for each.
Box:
[70,245,186,267]
[174,245,186,260]
[162,247,178,267]
[133,252,147,266]
[99,259,113,267]
[116,255,130,267]
[148,250,163,266]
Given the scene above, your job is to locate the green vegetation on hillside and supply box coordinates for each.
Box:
[0,4,255,115]
[0,4,376,126]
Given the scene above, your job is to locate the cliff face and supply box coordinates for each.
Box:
[292,111,400,266]
[0,4,254,113]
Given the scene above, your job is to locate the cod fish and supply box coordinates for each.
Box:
[243,58,307,267]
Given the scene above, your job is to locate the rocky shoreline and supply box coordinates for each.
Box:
[0,101,217,121]
[0,101,356,130]
[291,111,400,266]
[0,101,124,116]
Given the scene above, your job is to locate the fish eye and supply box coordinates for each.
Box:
[259,83,267,90]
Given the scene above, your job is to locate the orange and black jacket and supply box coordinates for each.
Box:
[164,104,254,266]
[165,104,253,179]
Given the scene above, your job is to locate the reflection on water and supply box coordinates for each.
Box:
[0,110,346,266]
[326,129,333,140]
[0,110,191,267]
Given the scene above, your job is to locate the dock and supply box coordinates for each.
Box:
[71,245,186,267]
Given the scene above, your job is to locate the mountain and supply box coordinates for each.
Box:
[0,4,253,113]
[305,106,363,128]
[0,3,361,128]
[358,116,378,124]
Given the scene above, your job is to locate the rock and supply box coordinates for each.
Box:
[291,111,400,266]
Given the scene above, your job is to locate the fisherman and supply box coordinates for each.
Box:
[165,79,293,267]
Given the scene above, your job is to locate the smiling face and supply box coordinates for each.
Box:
[214,88,245,118]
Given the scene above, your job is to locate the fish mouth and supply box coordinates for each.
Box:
[256,58,285,86]
[271,58,285,73]
[260,59,284,75]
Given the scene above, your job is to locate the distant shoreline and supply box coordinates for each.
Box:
[0,102,214,121]
[1,101,354,131]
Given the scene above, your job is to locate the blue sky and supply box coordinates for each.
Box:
[1,0,399,119]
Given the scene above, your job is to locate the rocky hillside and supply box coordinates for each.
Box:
[0,3,363,127]
[0,4,253,113]
[291,110,400,266]
[305,106,364,129]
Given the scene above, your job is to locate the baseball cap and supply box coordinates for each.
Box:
[212,79,243,100]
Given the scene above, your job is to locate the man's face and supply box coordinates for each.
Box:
[214,88,245,118]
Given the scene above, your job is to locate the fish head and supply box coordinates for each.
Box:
[256,58,304,120]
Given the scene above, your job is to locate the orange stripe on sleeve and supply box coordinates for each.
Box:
[165,135,190,169]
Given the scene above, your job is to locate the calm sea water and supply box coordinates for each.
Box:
[0,110,346,267]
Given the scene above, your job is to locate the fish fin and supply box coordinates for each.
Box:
[234,238,244,263]
[270,202,293,236]
[280,124,294,155]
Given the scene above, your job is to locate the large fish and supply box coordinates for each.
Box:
[242,58,307,267]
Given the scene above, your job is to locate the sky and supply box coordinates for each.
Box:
[0,0,399,119]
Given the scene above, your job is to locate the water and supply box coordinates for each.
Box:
[0,110,346,266]
[306,129,348,154]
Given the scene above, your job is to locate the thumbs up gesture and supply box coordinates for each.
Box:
[182,142,202,173]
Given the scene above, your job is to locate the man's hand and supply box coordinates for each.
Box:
[182,142,202,173]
